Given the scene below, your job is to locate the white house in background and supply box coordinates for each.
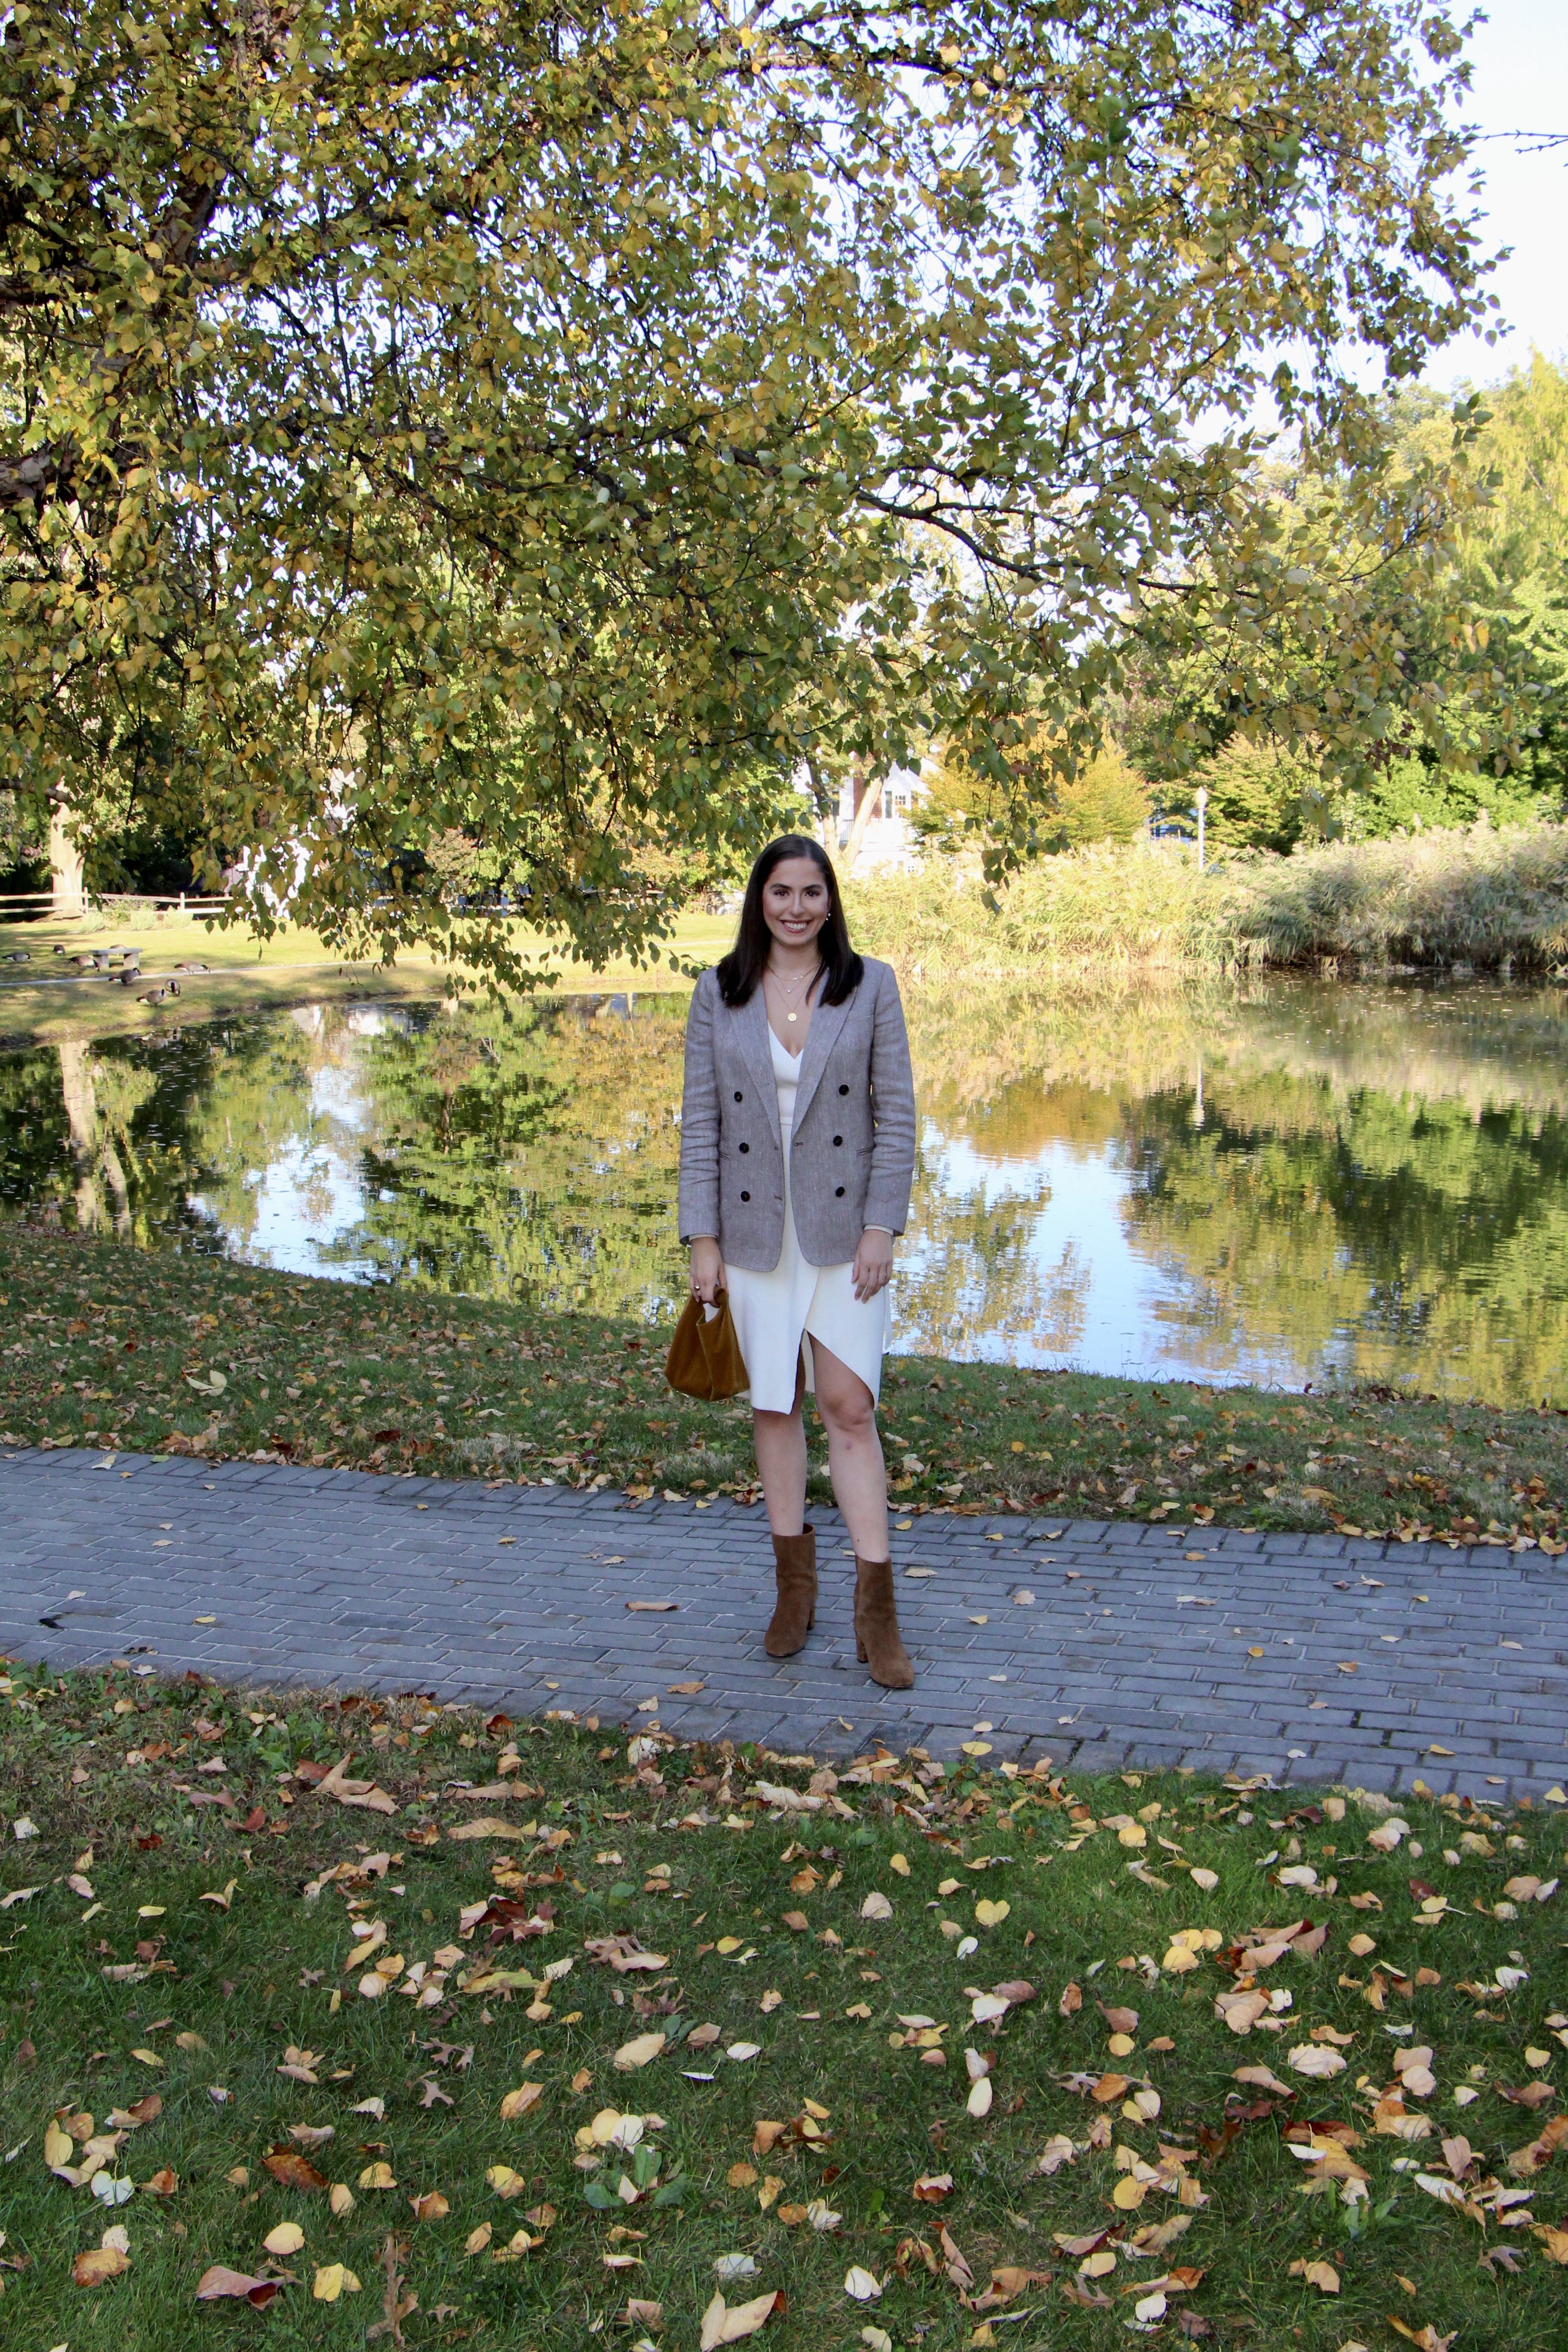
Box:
[835,761,926,872]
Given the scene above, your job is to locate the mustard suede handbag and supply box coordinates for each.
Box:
[664,1287,749,1401]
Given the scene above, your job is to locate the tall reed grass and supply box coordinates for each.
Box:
[845,821,1568,978]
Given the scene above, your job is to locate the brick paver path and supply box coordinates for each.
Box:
[3,1446,1563,1796]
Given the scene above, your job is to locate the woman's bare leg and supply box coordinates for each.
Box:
[811,1338,888,1560]
[753,1352,809,1536]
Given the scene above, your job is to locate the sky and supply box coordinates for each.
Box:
[1436,0,1568,387]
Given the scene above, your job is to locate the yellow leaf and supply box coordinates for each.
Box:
[500,2082,544,2120]
[613,2032,666,2071]
[1113,2175,1147,2210]
[465,2223,494,2255]
[889,1853,910,1877]
[313,2262,362,2300]
[328,2183,355,2216]
[701,2287,781,2347]
[357,2161,396,2190]
[263,2222,305,2255]
[130,2047,163,2068]
[974,1899,1010,1929]
[73,2245,131,2286]
[1289,2257,1340,2293]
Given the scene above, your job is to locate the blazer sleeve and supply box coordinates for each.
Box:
[862,962,917,1237]
[677,970,722,1245]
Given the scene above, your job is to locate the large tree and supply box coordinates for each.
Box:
[1,0,1499,975]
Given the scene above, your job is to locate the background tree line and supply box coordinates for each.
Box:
[910,353,1568,859]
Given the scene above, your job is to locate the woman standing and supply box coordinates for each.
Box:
[679,835,918,1688]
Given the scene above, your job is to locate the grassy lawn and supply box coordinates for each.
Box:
[0,912,730,1048]
[3,1223,1568,1550]
[1,1662,1566,2350]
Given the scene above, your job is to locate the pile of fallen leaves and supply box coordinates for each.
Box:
[2,1663,1567,2348]
[4,1219,1568,1543]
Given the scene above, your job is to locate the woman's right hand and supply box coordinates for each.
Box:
[689,1237,727,1307]
[691,1242,729,1317]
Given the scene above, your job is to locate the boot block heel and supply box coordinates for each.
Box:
[852,1554,914,1689]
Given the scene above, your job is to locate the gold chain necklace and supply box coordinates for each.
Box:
[765,963,821,1024]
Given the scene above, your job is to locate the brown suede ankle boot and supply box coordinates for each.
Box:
[764,1525,817,1658]
[853,1554,914,1688]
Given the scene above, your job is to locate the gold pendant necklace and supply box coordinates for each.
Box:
[768,964,817,1026]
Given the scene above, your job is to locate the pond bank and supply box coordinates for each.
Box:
[4,1222,1564,1549]
[0,906,729,1048]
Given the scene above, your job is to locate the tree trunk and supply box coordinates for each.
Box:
[838,768,884,877]
[49,802,85,919]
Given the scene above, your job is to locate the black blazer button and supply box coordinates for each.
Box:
[740,1190,750,1202]
[738,1142,749,1154]
[833,1135,843,1147]
[734,1090,743,1102]
[834,1185,846,1197]
[838,1083,850,1095]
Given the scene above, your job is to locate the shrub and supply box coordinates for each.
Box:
[845,821,1568,976]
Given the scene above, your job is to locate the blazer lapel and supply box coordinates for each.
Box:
[734,989,781,1145]
[792,987,853,1130]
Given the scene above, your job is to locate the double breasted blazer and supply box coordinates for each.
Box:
[678,957,917,1272]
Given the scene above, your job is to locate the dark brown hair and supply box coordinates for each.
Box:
[714,835,864,1009]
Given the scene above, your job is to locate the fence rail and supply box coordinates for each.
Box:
[0,892,230,914]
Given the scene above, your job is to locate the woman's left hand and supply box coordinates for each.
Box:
[852,1228,894,1303]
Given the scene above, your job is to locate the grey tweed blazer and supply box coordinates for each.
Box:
[678,957,917,1272]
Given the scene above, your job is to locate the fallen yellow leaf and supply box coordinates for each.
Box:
[313,2262,362,2301]
[701,2287,782,2347]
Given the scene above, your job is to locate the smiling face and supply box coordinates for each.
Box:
[761,855,831,953]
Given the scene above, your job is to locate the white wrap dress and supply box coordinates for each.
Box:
[723,1024,891,1412]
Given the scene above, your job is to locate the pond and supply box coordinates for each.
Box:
[2,976,1566,1405]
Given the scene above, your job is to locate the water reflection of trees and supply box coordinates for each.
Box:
[0,1019,313,1247]
[6,976,1568,1401]
[1125,1072,1568,1399]
[318,996,688,1320]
